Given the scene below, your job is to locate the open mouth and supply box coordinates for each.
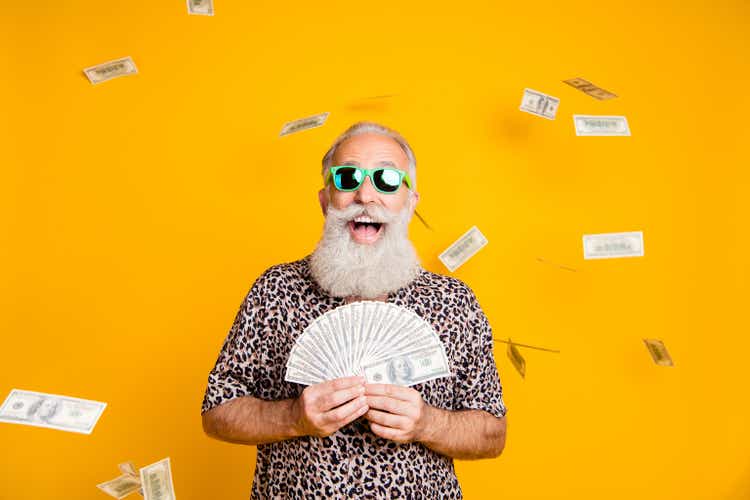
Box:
[348,215,384,244]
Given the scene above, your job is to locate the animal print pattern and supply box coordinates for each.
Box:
[202,256,507,499]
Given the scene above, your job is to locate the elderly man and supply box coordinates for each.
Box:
[201,122,508,499]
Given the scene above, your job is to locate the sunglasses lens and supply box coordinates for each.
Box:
[373,169,401,193]
[334,167,363,190]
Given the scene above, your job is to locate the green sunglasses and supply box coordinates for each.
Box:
[326,165,413,194]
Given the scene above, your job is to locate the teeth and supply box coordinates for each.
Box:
[353,215,375,223]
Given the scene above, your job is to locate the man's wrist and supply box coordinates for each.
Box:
[285,398,305,439]
[417,403,445,445]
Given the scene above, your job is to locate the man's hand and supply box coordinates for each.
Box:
[363,383,433,444]
[292,376,369,438]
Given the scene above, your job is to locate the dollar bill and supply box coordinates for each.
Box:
[519,88,560,120]
[439,226,488,272]
[140,458,176,500]
[83,57,138,85]
[507,339,526,378]
[362,346,451,386]
[119,462,138,477]
[563,77,617,100]
[643,339,674,367]
[573,114,631,136]
[583,231,644,259]
[279,112,329,137]
[97,474,142,499]
[0,389,106,434]
[187,0,214,15]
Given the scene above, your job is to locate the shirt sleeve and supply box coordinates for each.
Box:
[452,288,507,418]
[201,273,270,415]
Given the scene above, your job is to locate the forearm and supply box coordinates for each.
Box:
[419,406,506,460]
[202,395,302,446]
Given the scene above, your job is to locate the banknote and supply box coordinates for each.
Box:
[439,226,488,272]
[573,115,631,136]
[362,346,451,386]
[187,0,214,15]
[119,462,138,477]
[583,231,644,259]
[279,112,330,137]
[83,57,138,85]
[519,88,560,120]
[0,389,106,434]
[97,474,142,499]
[643,339,674,367]
[140,458,176,500]
[563,77,617,100]
[507,339,526,378]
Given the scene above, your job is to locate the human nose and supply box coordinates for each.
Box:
[354,175,378,204]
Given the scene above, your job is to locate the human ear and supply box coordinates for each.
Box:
[408,190,419,218]
[318,187,329,216]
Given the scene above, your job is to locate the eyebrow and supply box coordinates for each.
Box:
[336,159,399,168]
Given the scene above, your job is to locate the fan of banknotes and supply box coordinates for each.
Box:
[285,301,451,387]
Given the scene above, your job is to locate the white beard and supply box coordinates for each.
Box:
[309,201,421,299]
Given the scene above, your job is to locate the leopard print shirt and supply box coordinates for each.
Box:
[202,256,507,499]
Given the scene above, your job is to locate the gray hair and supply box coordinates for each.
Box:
[321,121,417,190]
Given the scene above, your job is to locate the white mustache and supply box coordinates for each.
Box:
[327,202,398,225]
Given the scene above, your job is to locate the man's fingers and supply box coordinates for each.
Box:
[364,383,416,402]
[365,395,410,416]
[322,395,368,425]
[369,422,405,442]
[327,376,366,391]
[319,384,366,412]
[365,409,410,430]
[334,399,370,429]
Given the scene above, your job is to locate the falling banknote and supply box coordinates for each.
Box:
[563,77,618,100]
[573,115,631,136]
[83,57,138,85]
[519,88,560,120]
[140,458,176,500]
[279,112,330,137]
[506,339,526,378]
[643,339,674,367]
[0,389,106,434]
[187,0,214,15]
[97,474,142,499]
[439,226,488,272]
[583,231,644,259]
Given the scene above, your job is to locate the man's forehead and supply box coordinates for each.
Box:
[332,133,408,165]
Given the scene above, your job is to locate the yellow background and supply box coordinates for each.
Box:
[1,1,749,498]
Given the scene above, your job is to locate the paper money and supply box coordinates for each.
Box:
[187,0,214,15]
[583,231,644,259]
[643,339,674,367]
[573,115,631,136]
[140,458,176,500]
[439,226,488,272]
[83,57,138,85]
[279,112,330,137]
[118,462,144,496]
[0,389,106,434]
[506,339,526,378]
[519,88,560,120]
[362,346,451,386]
[119,462,138,477]
[98,474,142,499]
[563,78,617,100]
[493,338,561,353]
